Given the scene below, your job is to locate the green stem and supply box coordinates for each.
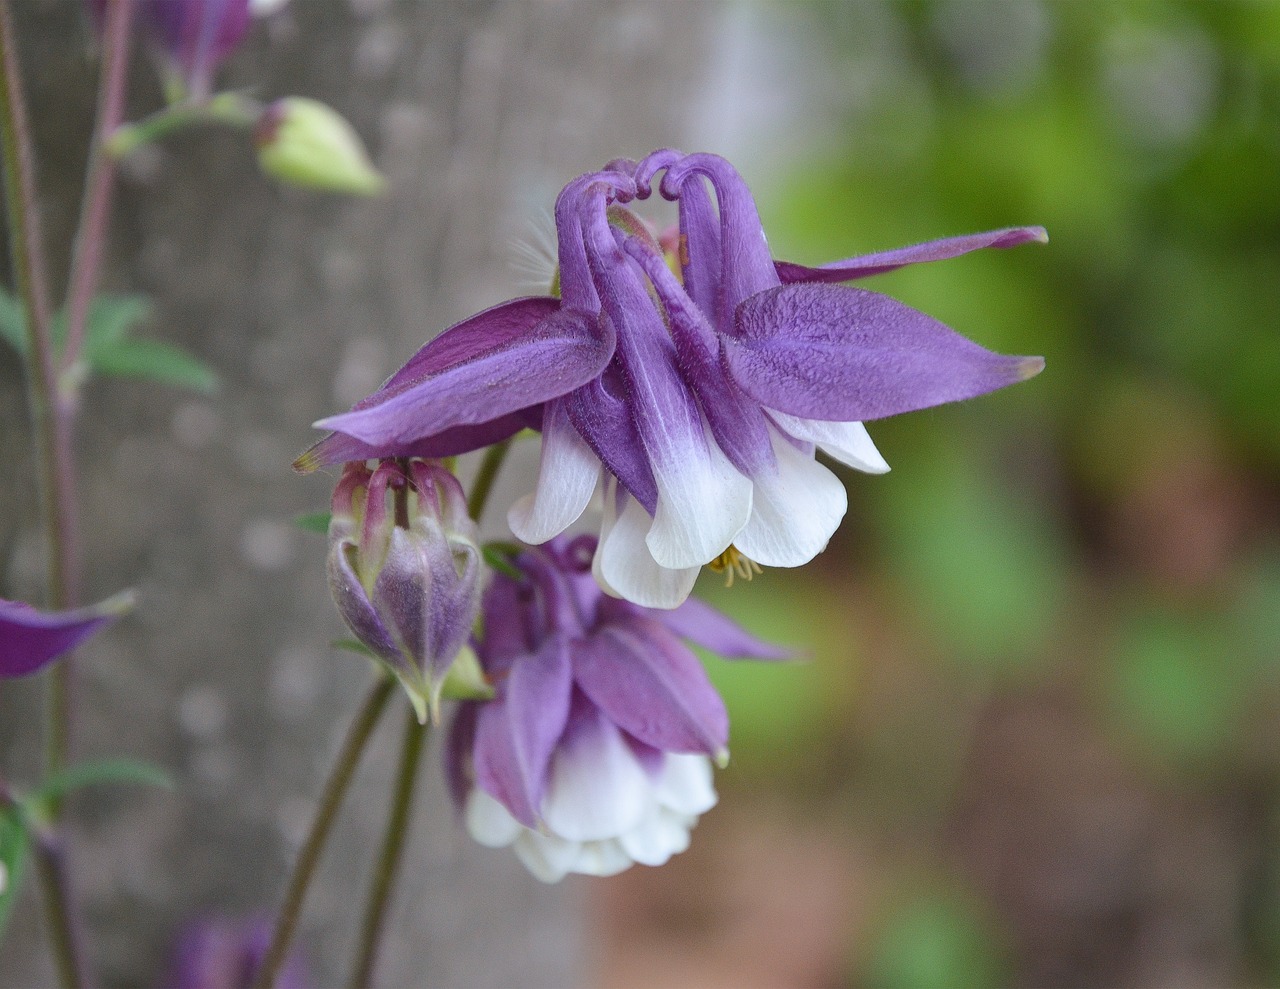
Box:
[252,675,396,989]
[106,91,261,158]
[466,437,513,522]
[31,831,88,989]
[347,708,429,989]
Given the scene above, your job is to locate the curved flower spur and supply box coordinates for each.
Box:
[298,150,1045,608]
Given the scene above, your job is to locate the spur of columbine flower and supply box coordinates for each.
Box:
[298,150,1045,609]
[445,535,787,882]
[327,459,484,723]
[0,593,134,679]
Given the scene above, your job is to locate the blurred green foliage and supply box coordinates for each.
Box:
[705,1,1280,984]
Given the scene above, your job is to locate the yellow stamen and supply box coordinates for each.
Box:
[707,546,763,588]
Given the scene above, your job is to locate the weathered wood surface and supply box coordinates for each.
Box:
[0,1,715,985]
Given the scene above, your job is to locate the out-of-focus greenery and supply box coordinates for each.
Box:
[706,2,1280,985]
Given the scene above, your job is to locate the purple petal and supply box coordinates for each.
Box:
[564,364,658,514]
[774,226,1049,284]
[0,593,133,679]
[652,596,792,661]
[294,409,538,474]
[314,307,613,448]
[674,172,723,324]
[725,283,1044,422]
[573,616,728,758]
[473,636,573,827]
[444,702,480,811]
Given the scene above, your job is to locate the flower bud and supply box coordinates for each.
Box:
[254,98,386,195]
[328,460,483,722]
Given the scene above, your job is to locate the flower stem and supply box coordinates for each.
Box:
[105,90,261,159]
[346,707,429,989]
[466,437,513,522]
[252,674,396,989]
[61,0,135,372]
[31,828,90,989]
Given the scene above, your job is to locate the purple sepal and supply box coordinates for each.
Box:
[725,283,1044,422]
[573,616,728,758]
[162,914,308,989]
[0,593,133,679]
[564,365,658,514]
[315,306,612,448]
[473,636,573,827]
[444,701,479,811]
[773,226,1049,284]
[650,595,793,660]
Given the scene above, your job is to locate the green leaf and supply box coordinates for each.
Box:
[33,758,174,808]
[295,511,332,535]
[0,808,30,942]
[0,286,28,355]
[82,294,153,353]
[88,337,218,393]
[482,543,523,579]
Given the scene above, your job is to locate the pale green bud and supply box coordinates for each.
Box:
[255,97,385,195]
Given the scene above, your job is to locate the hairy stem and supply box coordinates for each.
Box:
[347,708,429,989]
[61,0,135,371]
[252,675,396,989]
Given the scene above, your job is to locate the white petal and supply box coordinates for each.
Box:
[508,401,600,543]
[540,712,650,842]
[653,753,718,816]
[733,426,848,568]
[646,419,752,570]
[767,410,890,475]
[569,839,636,877]
[465,789,522,848]
[513,831,580,883]
[597,485,700,609]
[618,805,693,866]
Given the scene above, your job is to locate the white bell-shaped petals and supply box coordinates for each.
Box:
[595,478,700,610]
[733,425,848,568]
[767,409,890,474]
[645,420,752,571]
[465,789,524,848]
[508,400,600,543]
[541,710,650,843]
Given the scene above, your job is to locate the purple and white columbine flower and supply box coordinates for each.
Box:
[445,536,786,882]
[328,459,483,723]
[299,150,1044,608]
[0,592,133,679]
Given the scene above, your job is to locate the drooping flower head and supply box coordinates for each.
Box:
[327,458,483,723]
[299,150,1045,609]
[0,592,134,679]
[445,535,787,882]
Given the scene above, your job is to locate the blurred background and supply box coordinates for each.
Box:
[2,1,1279,987]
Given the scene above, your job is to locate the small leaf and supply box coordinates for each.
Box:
[34,758,174,808]
[0,287,28,355]
[0,808,30,941]
[482,543,523,579]
[82,294,153,352]
[89,337,218,393]
[295,511,332,535]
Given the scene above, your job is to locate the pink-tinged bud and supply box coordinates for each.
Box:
[328,460,483,722]
[254,98,386,195]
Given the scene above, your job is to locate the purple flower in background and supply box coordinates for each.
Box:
[0,592,133,679]
[162,914,307,989]
[88,0,258,99]
[328,459,483,723]
[300,150,1045,608]
[445,536,787,882]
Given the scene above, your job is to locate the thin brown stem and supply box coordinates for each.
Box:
[252,675,396,989]
[62,0,136,370]
[347,708,429,989]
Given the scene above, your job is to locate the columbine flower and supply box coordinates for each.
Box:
[298,150,1045,608]
[328,459,483,723]
[162,914,308,989]
[445,535,787,882]
[0,592,134,679]
[88,0,255,101]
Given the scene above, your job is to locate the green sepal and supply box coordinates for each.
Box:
[0,807,30,943]
[439,645,494,703]
[295,511,332,535]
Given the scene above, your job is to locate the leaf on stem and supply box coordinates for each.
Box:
[0,808,30,942]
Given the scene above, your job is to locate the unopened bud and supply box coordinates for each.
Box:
[255,98,385,195]
[328,460,483,722]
